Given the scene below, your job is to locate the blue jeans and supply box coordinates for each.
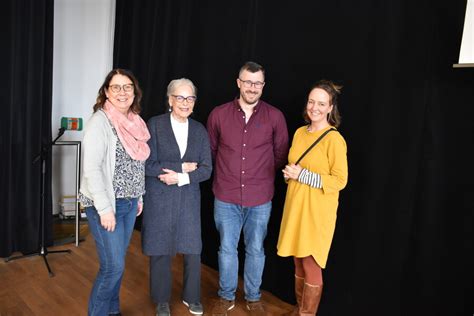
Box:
[214,198,272,302]
[86,198,137,316]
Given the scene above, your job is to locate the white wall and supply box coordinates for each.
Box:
[459,0,474,64]
[52,0,115,214]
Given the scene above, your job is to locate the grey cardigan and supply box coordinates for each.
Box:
[80,110,117,215]
[142,113,212,255]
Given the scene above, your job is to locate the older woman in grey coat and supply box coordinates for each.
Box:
[142,78,212,316]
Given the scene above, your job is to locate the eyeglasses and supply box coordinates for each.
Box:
[109,84,134,93]
[238,78,265,89]
[172,95,197,103]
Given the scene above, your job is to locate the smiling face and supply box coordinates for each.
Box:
[237,69,265,107]
[306,88,334,127]
[105,74,135,115]
[169,84,195,122]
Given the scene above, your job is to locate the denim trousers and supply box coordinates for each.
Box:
[86,198,137,316]
[214,198,272,302]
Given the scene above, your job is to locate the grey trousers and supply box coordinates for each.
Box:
[150,254,201,304]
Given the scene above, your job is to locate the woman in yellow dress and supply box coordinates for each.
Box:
[277,79,348,315]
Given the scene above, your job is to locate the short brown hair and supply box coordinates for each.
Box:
[238,61,265,79]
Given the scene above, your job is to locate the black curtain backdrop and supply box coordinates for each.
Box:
[114,1,473,315]
[0,0,54,257]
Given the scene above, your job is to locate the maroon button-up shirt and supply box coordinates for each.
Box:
[207,99,289,207]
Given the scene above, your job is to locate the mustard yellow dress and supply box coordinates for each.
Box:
[277,125,348,268]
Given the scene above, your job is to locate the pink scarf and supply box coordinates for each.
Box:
[103,100,151,161]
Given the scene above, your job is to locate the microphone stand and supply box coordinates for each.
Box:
[5,127,71,277]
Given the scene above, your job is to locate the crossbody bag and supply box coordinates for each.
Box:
[295,127,337,164]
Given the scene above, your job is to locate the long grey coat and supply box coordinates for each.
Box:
[142,113,212,256]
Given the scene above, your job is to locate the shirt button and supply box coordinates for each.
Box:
[243,144,246,147]
[242,171,245,174]
[244,130,247,133]
[242,157,245,160]
[242,116,245,119]
[242,184,245,187]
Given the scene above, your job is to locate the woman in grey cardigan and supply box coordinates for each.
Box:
[142,78,212,316]
[79,68,150,316]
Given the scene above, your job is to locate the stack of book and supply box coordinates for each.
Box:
[59,195,77,219]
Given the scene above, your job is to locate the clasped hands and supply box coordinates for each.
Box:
[158,162,197,185]
[282,163,302,181]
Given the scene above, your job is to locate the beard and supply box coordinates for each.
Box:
[240,90,261,105]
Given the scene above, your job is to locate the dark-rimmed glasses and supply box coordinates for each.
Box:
[238,78,265,89]
[172,95,197,103]
[109,84,134,93]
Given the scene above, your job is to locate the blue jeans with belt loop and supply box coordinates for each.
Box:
[214,198,272,302]
[85,197,137,316]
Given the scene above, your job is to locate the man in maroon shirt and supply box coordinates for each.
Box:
[207,61,289,316]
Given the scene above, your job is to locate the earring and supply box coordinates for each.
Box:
[168,106,172,112]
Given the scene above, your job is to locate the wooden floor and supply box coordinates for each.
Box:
[0,229,294,315]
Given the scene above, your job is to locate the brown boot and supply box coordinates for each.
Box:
[299,282,323,316]
[295,275,305,306]
[284,275,305,316]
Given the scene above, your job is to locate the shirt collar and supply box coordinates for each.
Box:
[233,98,262,112]
[169,112,188,126]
